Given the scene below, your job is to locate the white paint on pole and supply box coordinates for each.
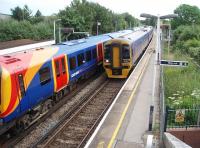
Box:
[146,135,154,148]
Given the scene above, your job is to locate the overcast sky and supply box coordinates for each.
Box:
[1,0,200,18]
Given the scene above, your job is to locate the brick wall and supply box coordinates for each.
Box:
[169,129,200,148]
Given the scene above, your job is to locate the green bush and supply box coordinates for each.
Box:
[172,25,200,63]
[0,19,53,41]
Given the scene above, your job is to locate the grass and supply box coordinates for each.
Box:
[163,45,200,109]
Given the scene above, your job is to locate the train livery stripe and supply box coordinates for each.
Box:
[0,69,19,117]
[1,47,59,117]
[52,59,57,92]
[0,67,11,115]
[64,55,69,84]
[25,47,59,88]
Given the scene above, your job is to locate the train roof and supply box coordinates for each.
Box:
[119,27,153,42]
[54,30,133,55]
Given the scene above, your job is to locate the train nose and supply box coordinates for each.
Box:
[112,46,121,68]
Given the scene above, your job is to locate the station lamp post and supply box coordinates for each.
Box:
[96,21,101,35]
[54,19,61,43]
[140,13,177,63]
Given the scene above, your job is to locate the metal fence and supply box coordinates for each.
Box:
[165,107,200,130]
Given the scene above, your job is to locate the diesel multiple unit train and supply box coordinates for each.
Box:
[103,26,153,78]
[0,30,134,135]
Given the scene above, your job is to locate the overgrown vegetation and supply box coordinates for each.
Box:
[172,25,200,64]
[0,0,139,42]
[164,50,200,108]
[163,4,200,127]
[0,18,54,41]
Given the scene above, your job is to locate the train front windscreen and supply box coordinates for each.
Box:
[104,45,111,63]
[122,44,130,63]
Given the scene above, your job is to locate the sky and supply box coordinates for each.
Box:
[1,0,200,19]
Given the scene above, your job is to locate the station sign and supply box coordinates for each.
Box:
[160,60,188,67]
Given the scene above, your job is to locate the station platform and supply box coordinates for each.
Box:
[85,36,160,148]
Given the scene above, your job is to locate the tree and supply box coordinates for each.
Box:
[35,10,42,17]
[59,0,138,36]
[11,5,32,21]
[141,17,156,26]
[23,5,32,20]
[172,4,200,29]
[11,6,24,21]
[122,13,137,28]
[31,10,44,23]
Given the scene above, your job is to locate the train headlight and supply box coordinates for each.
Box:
[105,59,110,63]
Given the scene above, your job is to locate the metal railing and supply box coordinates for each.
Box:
[165,106,200,130]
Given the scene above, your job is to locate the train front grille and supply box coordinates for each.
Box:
[112,69,122,75]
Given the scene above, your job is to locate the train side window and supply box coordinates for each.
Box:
[77,53,85,66]
[55,61,60,77]
[86,50,92,62]
[39,67,51,85]
[122,45,130,59]
[92,49,97,59]
[61,58,66,74]
[18,74,26,97]
[69,57,76,70]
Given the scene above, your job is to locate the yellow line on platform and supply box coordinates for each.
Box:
[107,52,152,148]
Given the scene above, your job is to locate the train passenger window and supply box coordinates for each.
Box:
[55,61,60,77]
[61,58,66,74]
[69,57,76,70]
[92,49,97,59]
[104,45,111,60]
[122,45,130,59]
[86,50,92,62]
[18,74,26,97]
[77,53,85,66]
[39,67,51,85]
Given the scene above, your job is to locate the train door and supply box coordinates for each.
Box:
[97,43,103,63]
[15,68,30,112]
[53,55,68,91]
[112,45,121,68]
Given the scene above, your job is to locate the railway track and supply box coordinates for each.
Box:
[0,73,105,148]
[33,79,125,148]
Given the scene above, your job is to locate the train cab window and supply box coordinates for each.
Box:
[69,57,76,70]
[61,58,66,74]
[86,50,92,62]
[122,44,130,59]
[92,49,97,59]
[39,67,51,85]
[55,61,60,77]
[104,45,111,60]
[77,53,85,66]
[18,74,26,97]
